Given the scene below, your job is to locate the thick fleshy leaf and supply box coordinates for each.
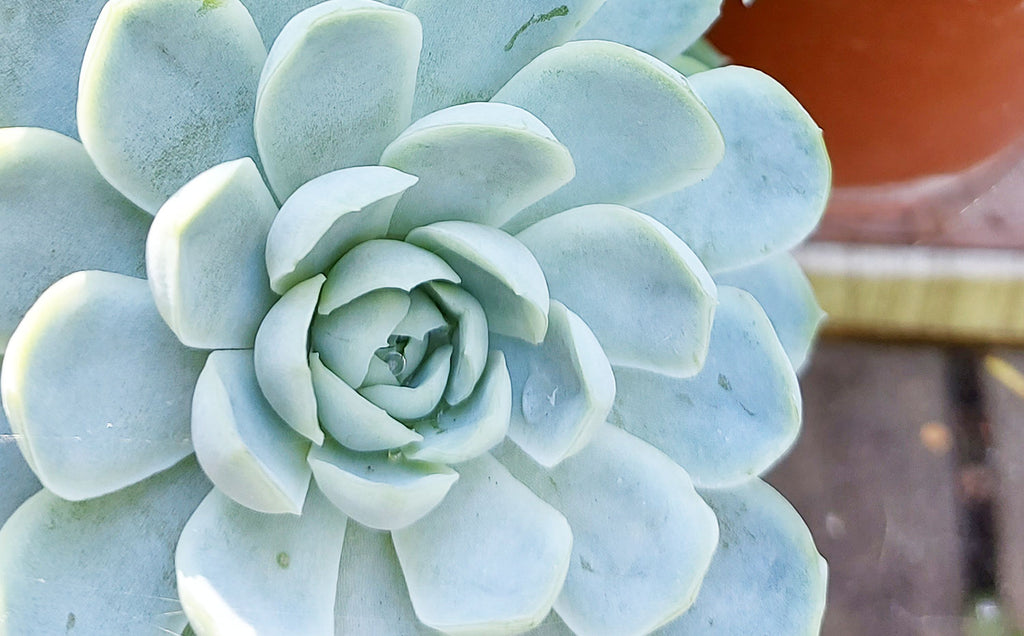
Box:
[308,440,457,530]
[497,424,719,636]
[254,0,421,199]
[334,523,436,635]
[318,239,459,315]
[359,345,453,421]
[405,351,512,464]
[381,102,575,235]
[425,282,488,404]
[492,301,613,468]
[309,353,423,452]
[147,158,279,349]
[493,40,724,232]
[660,479,828,635]
[403,0,606,117]
[611,286,801,487]
[0,358,41,523]
[397,288,448,341]
[407,221,549,343]
[517,205,716,377]
[253,274,324,444]
[0,0,106,136]
[1,271,206,500]
[716,252,826,372]
[177,487,348,636]
[393,453,572,634]
[312,288,410,387]
[640,66,831,273]
[0,457,209,635]
[192,350,312,515]
[265,166,418,294]
[239,0,320,44]
[573,0,722,60]
[0,128,150,352]
[78,0,265,213]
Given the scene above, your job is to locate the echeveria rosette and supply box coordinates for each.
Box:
[0,1,830,635]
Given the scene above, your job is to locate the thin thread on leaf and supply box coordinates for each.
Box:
[504,6,569,51]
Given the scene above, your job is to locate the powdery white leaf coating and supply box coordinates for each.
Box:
[660,479,828,635]
[253,274,325,445]
[405,351,512,465]
[0,458,210,635]
[393,453,572,635]
[517,204,716,377]
[1,271,206,501]
[265,166,418,294]
[403,0,606,117]
[0,369,41,522]
[496,424,718,636]
[191,350,312,515]
[147,158,279,349]
[492,301,613,468]
[176,487,347,636]
[381,102,575,235]
[716,252,826,373]
[308,439,458,530]
[359,345,453,421]
[308,352,423,452]
[640,66,831,273]
[573,0,723,60]
[407,221,550,344]
[494,40,724,232]
[0,128,150,352]
[78,0,266,213]
[318,239,460,315]
[255,0,421,199]
[611,286,802,488]
[425,281,488,405]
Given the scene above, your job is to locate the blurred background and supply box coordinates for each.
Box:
[708,1,1024,634]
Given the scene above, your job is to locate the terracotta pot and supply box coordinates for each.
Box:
[708,0,1024,247]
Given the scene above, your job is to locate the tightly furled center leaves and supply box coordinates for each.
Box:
[0,0,832,634]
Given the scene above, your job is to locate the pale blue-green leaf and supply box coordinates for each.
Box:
[681,37,728,69]
[191,350,312,515]
[255,0,420,200]
[0,358,41,523]
[309,353,423,452]
[363,355,405,386]
[147,158,278,349]
[0,457,209,635]
[716,252,826,372]
[660,479,828,635]
[393,453,572,635]
[78,0,265,213]
[517,204,717,377]
[405,351,511,464]
[611,286,801,488]
[402,0,606,117]
[670,55,710,76]
[318,239,459,315]
[308,440,457,530]
[253,274,324,445]
[0,128,150,352]
[496,424,719,636]
[0,271,206,500]
[424,282,488,404]
[381,102,575,235]
[359,345,453,421]
[334,523,438,635]
[492,301,613,468]
[176,487,347,636]
[311,288,410,387]
[0,0,105,137]
[573,0,722,60]
[238,0,320,45]
[494,40,724,232]
[397,288,448,340]
[407,221,549,343]
[640,66,831,273]
[265,166,418,294]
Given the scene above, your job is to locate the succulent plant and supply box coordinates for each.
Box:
[0,0,830,634]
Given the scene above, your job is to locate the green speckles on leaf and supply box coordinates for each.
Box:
[65,612,75,632]
[504,5,569,51]
[718,374,732,391]
[276,551,290,569]
[198,0,224,13]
